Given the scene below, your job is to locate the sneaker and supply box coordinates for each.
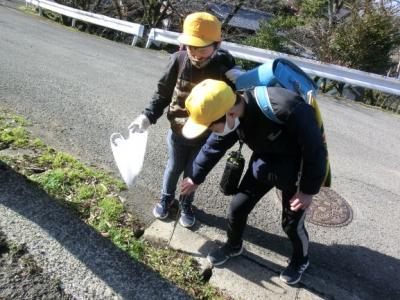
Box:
[179,202,195,228]
[153,196,173,220]
[207,243,243,266]
[279,258,309,285]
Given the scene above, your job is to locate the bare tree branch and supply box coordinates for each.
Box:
[113,0,123,19]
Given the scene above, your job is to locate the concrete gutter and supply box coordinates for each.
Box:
[143,220,361,300]
[0,162,191,300]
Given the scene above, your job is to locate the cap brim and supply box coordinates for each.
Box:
[178,34,214,47]
[182,118,209,139]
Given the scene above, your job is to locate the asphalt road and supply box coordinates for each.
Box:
[1,3,400,298]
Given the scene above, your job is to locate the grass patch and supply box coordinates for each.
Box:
[0,127,30,147]
[17,5,39,16]
[0,114,30,149]
[0,110,225,299]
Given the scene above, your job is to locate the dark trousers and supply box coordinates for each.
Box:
[227,157,309,260]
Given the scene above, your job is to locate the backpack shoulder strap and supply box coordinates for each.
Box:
[176,50,187,79]
[254,86,283,124]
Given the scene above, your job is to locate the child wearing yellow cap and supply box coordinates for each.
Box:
[181,79,327,285]
[129,12,242,228]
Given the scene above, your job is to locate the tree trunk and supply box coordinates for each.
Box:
[337,82,345,96]
[328,0,334,27]
[113,0,124,20]
[335,0,345,11]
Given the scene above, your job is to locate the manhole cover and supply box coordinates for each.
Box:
[276,187,353,227]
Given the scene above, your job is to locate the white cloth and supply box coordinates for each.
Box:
[110,129,148,188]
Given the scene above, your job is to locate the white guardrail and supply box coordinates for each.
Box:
[146,28,400,96]
[26,0,144,45]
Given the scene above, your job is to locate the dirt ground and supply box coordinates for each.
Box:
[0,230,72,300]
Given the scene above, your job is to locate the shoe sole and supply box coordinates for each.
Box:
[279,261,309,285]
[179,217,195,228]
[207,246,244,267]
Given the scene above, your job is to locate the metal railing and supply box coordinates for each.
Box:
[145,28,400,96]
[25,0,144,45]
[19,4,400,96]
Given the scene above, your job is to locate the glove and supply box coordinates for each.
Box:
[128,114,150,133]
[225,67,245,84]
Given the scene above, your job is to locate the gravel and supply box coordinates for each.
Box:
[0,230,72,299]
[0,160,192,299]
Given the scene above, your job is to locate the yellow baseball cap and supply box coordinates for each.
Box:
[178,12,221,47]
[183,79,235,139]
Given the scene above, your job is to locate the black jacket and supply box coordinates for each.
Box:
[143,49,236,125]
[191,87,327,195]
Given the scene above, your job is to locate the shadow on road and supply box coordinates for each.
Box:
[196,207,400,300]
[0,161,191,299]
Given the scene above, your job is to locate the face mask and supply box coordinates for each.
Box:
[188,49,216,69]
[189,56,212,69]
[215,117,240,136]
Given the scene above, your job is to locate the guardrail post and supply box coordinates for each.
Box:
[71,18,76,28]
[37,0,42,16]
[145,28,155,49]
[130,25,144,46]
[145,38,152,48]
[131,35,138,46]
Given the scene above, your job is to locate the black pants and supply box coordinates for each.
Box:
[227,157,309,261]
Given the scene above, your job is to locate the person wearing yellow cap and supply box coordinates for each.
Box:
[129,12,243,228]
[181,79,327,285]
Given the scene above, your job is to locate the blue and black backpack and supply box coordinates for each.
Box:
[236,58,331,187]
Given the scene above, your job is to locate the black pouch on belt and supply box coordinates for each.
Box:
[219,141,245,196]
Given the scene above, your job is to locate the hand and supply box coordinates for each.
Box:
[225,67,245,84]
[128,114,150,133]
[181,177,199,195]
[289,192,313,211]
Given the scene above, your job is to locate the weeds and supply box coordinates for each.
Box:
[0,125,30,148]
[0,110,224,299]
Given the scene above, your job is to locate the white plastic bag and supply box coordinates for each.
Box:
[110,129,148,188]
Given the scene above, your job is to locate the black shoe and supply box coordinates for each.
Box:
[179,202,195,228]
[153,196,174,219]
[280,258,309,285]
[207,243,243,266]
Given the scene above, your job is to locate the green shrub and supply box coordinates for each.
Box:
[331,6,400,73]
[300,0,328,18]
